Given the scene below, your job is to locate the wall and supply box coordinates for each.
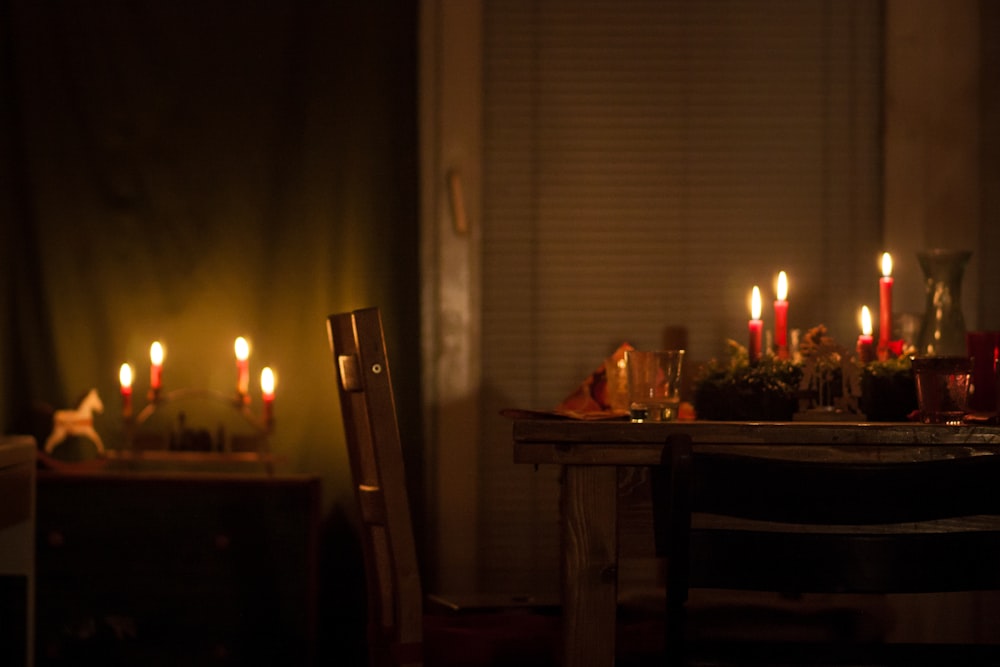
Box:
[882,0,1000,641]
[885,0,1000,331]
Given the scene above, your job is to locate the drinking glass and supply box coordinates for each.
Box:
[626,349,685,422]
[911,355,972,424]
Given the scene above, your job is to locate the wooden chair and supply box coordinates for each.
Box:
[655,433,1000,665]
[327,307,561,667]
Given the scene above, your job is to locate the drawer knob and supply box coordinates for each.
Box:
[214,534,231,550]
[47,530,65,547]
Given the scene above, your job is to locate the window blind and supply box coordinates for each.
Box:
[477,0,882,592]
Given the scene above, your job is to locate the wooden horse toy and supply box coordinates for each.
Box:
[44,388,106,455]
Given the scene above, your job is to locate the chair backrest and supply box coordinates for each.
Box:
[328,307,424,667]
[654,433,1000,629]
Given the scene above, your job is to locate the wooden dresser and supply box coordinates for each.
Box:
[0,436,36,667]
[34,469,320,665]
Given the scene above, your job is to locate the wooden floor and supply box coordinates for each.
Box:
[678,642,1000,667]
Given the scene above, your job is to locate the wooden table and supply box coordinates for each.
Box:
[512,419,1000,667]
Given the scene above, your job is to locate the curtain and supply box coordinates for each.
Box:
[0,0,420,523]
[1,2,419,660]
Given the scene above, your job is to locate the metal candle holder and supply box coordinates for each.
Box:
[123,385,273,456]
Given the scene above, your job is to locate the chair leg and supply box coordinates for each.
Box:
[664,603,687,666]
[665,435,694,667]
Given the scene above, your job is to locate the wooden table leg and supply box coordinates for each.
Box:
[561,465,618,667]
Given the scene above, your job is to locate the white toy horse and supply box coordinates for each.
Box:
[44,388,106,454]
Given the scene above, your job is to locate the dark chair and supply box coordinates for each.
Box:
[327,307,561,667]
[655,433,1000,665]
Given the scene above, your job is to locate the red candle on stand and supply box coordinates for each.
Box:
[857,306,875,363]
[235,337,250,399]
[774,271,789,359]
[149,341,164,392]
[749,286,763,363]
[119,363,134,418]
[261,366,276,427]
[878,252,893,360]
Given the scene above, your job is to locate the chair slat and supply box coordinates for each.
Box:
[652,430,1000,661]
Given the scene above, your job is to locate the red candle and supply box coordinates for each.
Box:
[857,306,875,363]
[749,286,763,363]
[119,363,134,417]
[261,367,276,425]
[774,270,789,360]
[149,341,164,391]
[235,337,250,397]
[878,252,893,359]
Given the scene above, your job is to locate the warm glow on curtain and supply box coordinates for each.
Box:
[0,2,421,506]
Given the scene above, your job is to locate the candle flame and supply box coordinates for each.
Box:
[776,271,788,301]
[261,367,276,396]
[881,252,892,278]
[150,341,164,366]
[861,306,873,336]
[119,363,133,388]
[751,286,762,320]
[235,336,250,361]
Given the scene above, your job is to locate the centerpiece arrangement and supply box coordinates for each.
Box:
[694,255,920,422]
[693,327,917,422]
[693,340,802,421]
[857,350,918,422]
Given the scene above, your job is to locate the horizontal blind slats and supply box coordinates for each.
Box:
[477,0,882,592]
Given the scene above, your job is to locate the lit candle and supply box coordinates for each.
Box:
[749,285,763,364]
[235,337,250,398]
[857,306,875,363]
[878,252,893,360]
[119,363,133,417]
[149,341,164,392]
[774,271,789,360]
[260,366,276,425]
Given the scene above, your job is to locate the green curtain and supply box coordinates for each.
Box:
[0,0,421,509]
[2,4,419,657]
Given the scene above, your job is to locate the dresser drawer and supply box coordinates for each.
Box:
[36,472,320,665]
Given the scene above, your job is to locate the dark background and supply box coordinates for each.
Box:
[1,1,421,661]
